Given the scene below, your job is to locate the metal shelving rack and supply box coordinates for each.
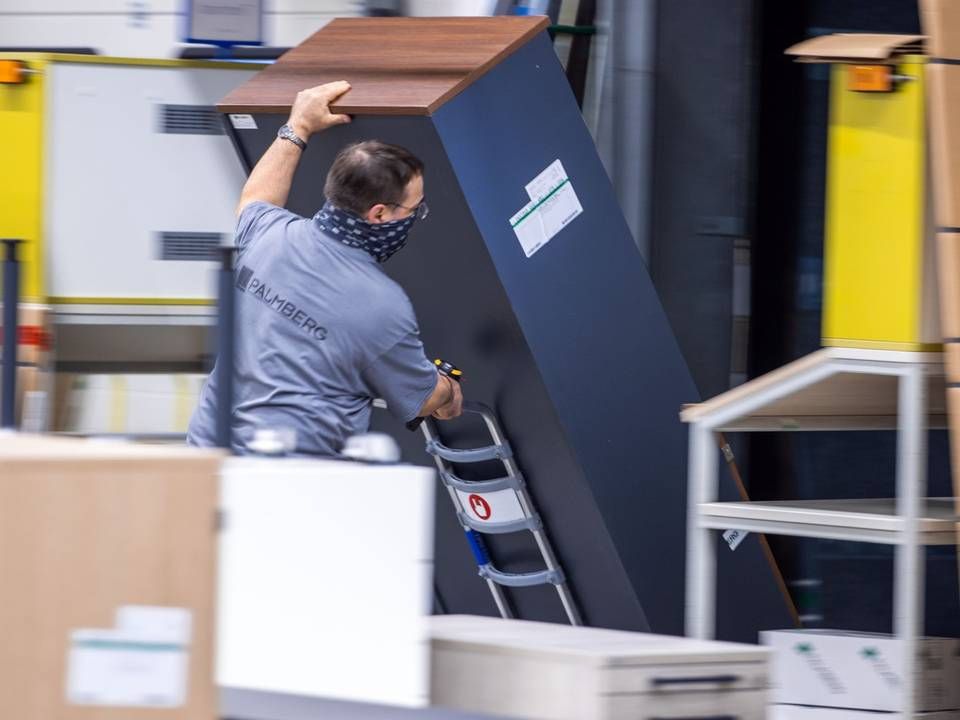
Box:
[682,346,952,718]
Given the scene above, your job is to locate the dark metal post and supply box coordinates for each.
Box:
[216,245,237,451]
[2,240,23,429]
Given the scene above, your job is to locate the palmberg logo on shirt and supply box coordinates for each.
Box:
[236,265,328,341]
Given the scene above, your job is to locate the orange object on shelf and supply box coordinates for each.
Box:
[847,63,894,91]
[0,60,26,84]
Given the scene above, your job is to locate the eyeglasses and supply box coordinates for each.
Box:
[389,199,429,221]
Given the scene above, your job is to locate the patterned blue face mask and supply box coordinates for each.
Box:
[314,201,417,263]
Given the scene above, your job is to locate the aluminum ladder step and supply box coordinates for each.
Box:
[423,401,581,625]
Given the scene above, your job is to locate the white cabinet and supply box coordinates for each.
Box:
[430,614,770,720]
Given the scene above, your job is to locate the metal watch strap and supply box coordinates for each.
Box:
[277,124,307,150]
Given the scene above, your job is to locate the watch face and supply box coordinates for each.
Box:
[278,125,303,147]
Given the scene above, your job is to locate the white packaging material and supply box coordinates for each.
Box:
[762,629,960,712]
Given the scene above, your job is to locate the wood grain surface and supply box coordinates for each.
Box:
[217,16,549,116]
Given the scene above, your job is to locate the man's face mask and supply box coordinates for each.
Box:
[314,202,418,263]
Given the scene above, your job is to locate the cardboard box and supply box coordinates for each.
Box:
[937,232,960,380]
[921,0,960,60]
[774,705,960,719]
[936,231,960,348]
[946,341,960,379]
[928,65,960,230]
[929,66,960,393]
[762,629,960,712]
[0,435,222,719]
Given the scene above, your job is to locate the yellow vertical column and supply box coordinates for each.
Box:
[0,56,46,301]
[822,57,929,350]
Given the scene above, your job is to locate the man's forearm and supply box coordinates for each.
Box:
[237,136,303,215]
[236,81,351,216]
[418,373,455,417]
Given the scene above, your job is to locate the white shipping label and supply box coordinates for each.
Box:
[66,631,189,707]
[525,159,568,200]
[510,159,583,258]
[723,528,749,551]
[229,114,258,130]
[455,488,526,525]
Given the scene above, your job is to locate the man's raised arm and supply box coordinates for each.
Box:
[236,81,352,216]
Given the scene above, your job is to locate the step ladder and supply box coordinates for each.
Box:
[420,401,581,625]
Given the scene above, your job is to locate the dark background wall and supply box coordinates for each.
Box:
[648,0,755,401]
[649,0,959,634]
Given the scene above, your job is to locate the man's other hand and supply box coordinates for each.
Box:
[433,376,463,420]
[288,81,352,139]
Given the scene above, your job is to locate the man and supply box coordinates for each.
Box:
[188,81,463,455]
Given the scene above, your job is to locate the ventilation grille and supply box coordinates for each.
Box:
[159,104,223,135]
[158,232,223,261]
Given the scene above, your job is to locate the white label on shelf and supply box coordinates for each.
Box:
[229,114,258,130]
[723,528,748,551]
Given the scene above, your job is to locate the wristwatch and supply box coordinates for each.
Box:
[277,124,307,150]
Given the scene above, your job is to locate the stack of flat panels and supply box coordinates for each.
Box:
[922,0,960,545]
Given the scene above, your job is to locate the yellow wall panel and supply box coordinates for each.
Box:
[823,58,928,349]
[0,56,45,300]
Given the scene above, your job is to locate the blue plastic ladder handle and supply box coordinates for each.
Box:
[464,529,491,566]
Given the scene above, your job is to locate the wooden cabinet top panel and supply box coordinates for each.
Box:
[218,16,549,116]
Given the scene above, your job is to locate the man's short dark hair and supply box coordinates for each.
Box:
[324,140,424,217]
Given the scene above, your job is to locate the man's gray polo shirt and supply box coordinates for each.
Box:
[187,201,437,455]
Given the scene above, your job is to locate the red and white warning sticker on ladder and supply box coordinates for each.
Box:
[455,488,526,525]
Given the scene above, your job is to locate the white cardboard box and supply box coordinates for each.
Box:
[762,629,960,712]
[773,705,960,719]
